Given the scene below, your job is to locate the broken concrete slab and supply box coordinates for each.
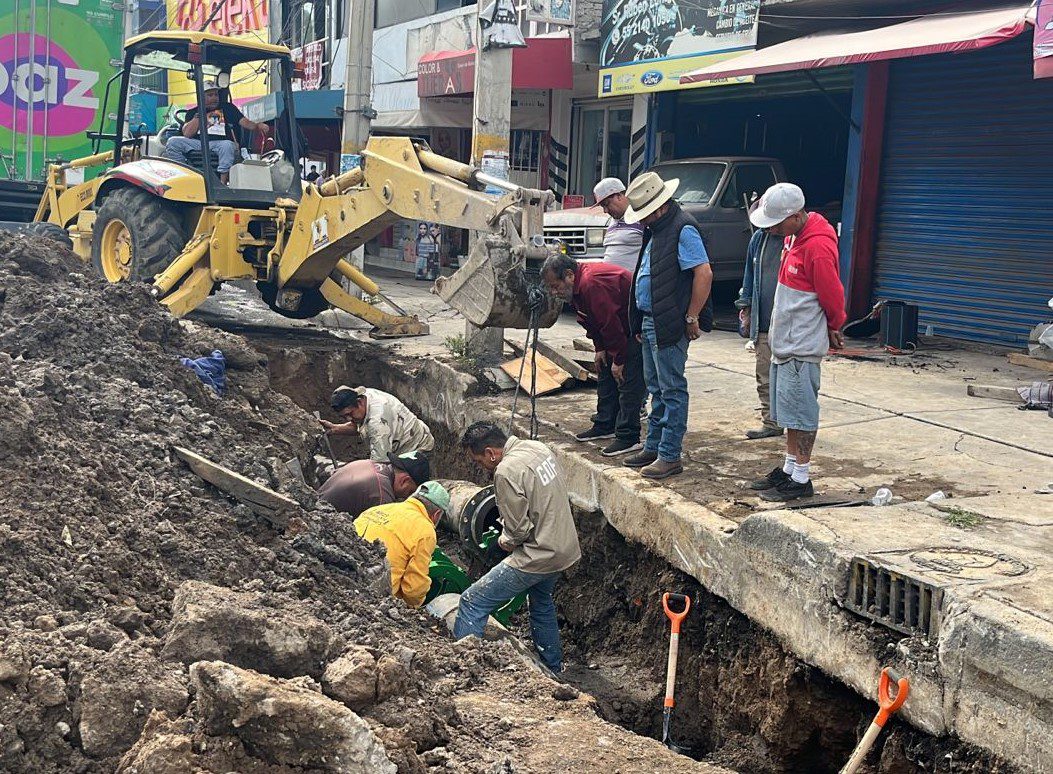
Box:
[161,581,335,679]
[190,660,396,773]
[76,643,189,759]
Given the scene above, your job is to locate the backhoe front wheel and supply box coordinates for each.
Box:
[91,187,188,284]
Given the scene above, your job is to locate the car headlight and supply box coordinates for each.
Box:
[586,227,605,247]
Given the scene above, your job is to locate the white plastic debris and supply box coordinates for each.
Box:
[925,490,948,503]
[871,488,893,506]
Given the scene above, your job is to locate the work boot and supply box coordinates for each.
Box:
[641,458,683,480]
[601,438,643,457]
[745,426,783,440]
[574,426,615,442]
[747,467,790,491]
[760,477,814,502]
[623,449,658,468]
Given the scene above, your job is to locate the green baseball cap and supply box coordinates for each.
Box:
[413,481,451,517]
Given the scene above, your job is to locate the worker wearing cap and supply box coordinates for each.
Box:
[321,386,435,462]
[162,78,269,182]
[593,177,645,273]
[744,183,846,502]
[318,450,431,517]
[353,481,450,608]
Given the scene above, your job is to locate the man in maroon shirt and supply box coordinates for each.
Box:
[318,450,431,517]
[541,254,645,456]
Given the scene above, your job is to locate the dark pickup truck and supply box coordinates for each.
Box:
[544,156,788,283]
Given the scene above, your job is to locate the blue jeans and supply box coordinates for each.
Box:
[640,315,690,461]
[453,561,564,672]
[163,136,237,173]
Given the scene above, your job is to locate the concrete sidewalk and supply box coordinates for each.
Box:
[195,270,1053,770]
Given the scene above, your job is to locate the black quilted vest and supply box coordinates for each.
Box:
[629,201,713,349]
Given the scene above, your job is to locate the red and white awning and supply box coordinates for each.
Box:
[680,4,1034,85]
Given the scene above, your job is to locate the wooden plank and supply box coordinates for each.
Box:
[173,446,296,528]
[1008,353,1053,373]
[967,385,1024,403]
[500,353,572,396]
[504,338,590,382]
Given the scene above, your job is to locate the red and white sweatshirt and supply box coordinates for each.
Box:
[769,213,847,364]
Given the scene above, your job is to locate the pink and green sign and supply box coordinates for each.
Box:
[0,0,124,182]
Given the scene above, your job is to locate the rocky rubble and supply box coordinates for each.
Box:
[0,232,534,773]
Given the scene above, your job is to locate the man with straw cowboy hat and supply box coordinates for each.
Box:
[622,170,714,479]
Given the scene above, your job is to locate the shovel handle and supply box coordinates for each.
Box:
[876,667,909,727]
[662,592,691,634]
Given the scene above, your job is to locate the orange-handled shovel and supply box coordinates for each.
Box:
[661,592,692,754]
[841,667,910,773]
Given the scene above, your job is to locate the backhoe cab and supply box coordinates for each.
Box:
[29,31,562,336]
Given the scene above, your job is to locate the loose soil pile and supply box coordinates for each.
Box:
[0,233,611,773]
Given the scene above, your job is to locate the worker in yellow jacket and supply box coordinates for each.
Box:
[353,481,451,608]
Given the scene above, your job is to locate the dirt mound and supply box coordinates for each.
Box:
[0,233,516,772]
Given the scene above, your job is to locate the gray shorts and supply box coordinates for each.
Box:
[770,359,821,431]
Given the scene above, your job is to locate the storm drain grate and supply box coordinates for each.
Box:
[846,558,943,641]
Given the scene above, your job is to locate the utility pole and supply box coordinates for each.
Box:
[338,0,375,281]
[465,2,517,362]
[340,0,374,172]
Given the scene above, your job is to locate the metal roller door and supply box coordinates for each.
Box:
[873,38,1053,345]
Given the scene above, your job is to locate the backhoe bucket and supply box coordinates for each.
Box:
[434,232,562,329]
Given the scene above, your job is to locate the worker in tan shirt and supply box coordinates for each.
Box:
[321,385,435,461]
[453,421,580,673]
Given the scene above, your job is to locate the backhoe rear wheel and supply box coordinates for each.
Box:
[91,187,187,283]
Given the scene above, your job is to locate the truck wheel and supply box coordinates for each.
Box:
[91,187,187,283]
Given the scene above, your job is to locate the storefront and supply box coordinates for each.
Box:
[658,67,854,222]
[873,36,1053,345]
[680,3,1045,346]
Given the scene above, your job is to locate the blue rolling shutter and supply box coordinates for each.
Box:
[873,37,1053,345]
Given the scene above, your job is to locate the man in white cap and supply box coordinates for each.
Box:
[745,183,847,501]
[162,77,269,182]
[593,177,645,273]
[621,170,714,479]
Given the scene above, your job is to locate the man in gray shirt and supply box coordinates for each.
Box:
[453,421,580,673]
[594,177,644,273]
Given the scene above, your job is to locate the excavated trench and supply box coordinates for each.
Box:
[257,338,1016,774]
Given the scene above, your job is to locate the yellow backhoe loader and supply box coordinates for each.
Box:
[26,30,561,336]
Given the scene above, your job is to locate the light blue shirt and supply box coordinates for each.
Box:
[635,225,709,313]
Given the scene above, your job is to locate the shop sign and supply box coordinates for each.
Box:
[598,0,759,97]
[526,0,573,26]
[292,39,324,91]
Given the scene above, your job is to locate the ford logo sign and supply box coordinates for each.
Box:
[641,70,663,86]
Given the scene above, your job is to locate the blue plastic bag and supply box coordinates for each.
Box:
[180,350,227,396]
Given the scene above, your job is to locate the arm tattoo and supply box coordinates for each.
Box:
[796,431,817,460]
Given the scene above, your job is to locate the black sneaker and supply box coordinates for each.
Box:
[760,478,814,502]
[575,426,615,442]
[623,449,658,468]
[601,439,643,457]
[747,467,790,491]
